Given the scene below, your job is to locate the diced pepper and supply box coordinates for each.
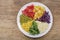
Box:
[22,5,35,19]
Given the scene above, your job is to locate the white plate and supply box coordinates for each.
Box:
[17,2,53,38]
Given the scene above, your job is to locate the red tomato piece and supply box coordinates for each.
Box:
[22,5,35,19]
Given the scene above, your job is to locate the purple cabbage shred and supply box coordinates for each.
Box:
[36,11,50,23]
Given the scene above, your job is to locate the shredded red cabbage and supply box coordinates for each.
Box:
[36,11,50,23]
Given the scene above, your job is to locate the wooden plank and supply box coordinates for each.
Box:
[0,0,60,40]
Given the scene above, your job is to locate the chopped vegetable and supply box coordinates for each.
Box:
[20,14,32,24]
[22,5,35,19]
[33,6,45,19]
[22,21,33,32]
[29,21,40,35]
[36,11,50,23]
[36,21,48,33]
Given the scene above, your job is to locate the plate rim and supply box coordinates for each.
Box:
[17,2,53,38]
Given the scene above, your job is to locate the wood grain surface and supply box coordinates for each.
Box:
[0,0,60,40]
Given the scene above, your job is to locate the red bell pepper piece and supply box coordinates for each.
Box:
[22,5,35,19]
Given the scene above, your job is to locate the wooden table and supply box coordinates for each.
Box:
[0,0,60,40]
